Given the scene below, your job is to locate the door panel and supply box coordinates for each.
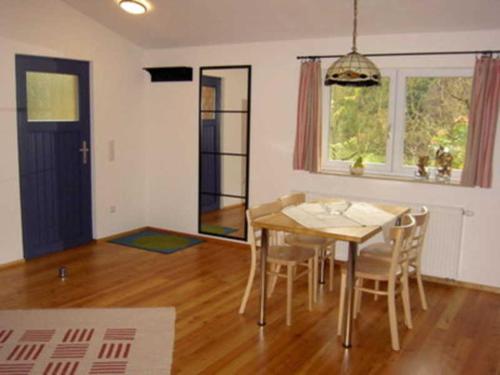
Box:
[16,55,92,259]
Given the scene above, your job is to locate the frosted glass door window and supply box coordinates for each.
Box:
[26,72,79,122]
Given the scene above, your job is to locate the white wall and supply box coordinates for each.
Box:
[144,29,500,288]
[0,0,147,263]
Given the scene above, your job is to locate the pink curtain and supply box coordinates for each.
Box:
[293,60,322,172]
[461,56,500,188]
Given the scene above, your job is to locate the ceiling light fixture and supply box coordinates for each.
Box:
[119,0,147,15]
[325,0,380,87]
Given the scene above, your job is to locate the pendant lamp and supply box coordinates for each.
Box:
[325,0,380,87]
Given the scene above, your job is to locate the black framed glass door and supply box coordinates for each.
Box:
[198,66,251,240]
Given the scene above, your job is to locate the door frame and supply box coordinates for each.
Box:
[15,54,93,259]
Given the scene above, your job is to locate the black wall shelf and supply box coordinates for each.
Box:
[143,67,193,82]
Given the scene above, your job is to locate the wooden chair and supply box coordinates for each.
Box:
[238,200,316,326]
[360,207,430,310]
[337,215,415,351]
[277,193,336,302]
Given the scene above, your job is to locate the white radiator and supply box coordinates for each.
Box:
[305,191,465,279]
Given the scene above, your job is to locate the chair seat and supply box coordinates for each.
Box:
[341,256,399,281]
[360,242,392,260]
[285,234,334,247]
[268,245,316,265]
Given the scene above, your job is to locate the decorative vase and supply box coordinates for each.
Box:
[350,166,364,176]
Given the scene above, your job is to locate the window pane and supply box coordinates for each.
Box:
[26,72,79,122]
[328,78,390,163]
[201,86,216,120]
[404,76,472,169]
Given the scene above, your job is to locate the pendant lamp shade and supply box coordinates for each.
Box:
[325,0,381,87]
[325,51,380,86]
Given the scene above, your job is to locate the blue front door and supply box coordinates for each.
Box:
[16,55,92,259]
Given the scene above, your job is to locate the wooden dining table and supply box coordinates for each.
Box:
[252,200,409,348]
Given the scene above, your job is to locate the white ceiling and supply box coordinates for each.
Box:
[62,0,500,49]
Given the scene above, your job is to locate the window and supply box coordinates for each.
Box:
[322,68,473,181]
[26,72,79,122]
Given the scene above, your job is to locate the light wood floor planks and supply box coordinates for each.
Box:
[0,239,499,374]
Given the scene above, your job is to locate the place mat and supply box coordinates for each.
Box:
[0,307,175,374]
[282,201,395,229]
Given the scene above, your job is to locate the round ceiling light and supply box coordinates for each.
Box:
[119,0,147,15]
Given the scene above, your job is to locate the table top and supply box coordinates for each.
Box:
[252,202,410,243]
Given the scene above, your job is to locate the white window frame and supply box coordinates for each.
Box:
[321,69,397,175]
[322,67,473,182]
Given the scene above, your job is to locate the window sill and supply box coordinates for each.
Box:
[318,169,466,187]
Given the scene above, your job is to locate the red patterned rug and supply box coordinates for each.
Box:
[0,307,175,374]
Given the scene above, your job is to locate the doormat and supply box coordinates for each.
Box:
[0,307,175,374]
[201,224,238,235]
[109,229,203,254]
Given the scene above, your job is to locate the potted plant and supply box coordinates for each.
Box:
[350,156,364,176]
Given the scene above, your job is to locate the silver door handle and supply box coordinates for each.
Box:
[79,140,89,165]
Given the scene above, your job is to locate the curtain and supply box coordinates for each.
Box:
[293,60,322,172]
[461,56,500,188]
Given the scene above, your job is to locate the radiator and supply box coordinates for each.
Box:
[305,191,465,279]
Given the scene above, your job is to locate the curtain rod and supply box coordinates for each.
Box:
[296,49,500,60]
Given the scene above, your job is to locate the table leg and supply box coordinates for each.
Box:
[319,254,325,284]
[343,241,358,348]
[258,228,269,326]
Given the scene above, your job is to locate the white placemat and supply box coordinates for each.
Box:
[282,201,395,229]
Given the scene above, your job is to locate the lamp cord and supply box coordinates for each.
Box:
[352,0,358,52]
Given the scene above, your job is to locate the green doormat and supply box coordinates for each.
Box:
[201,224,238,235]
[109,229,203,254]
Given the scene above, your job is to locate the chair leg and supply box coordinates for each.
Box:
[286,265,294,326]
[416,269,428,310]
[387,291,400,351]
[374,280,380,301]
[239,253,257,314]
[267,264,281,298]
[354,278,363,319]
[308,258,313,311]
[337,271,346,336]
[401,274,413,330]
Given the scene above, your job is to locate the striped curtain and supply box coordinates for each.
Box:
[461,56,500,188]
[293,60,322,172]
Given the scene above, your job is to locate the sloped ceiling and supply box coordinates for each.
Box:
[62,0,500,48]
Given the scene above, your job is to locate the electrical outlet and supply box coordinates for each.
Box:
[110,205,116,214]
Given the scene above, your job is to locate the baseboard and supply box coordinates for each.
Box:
[422,275,500,295]
[0,259,25,271]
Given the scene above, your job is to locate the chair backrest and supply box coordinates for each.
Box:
[409,207,430,265]
[387,214,416,286]
[279,192,306,208]
[246,200,282,252]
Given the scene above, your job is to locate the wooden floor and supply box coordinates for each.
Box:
[0,239,499,374]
